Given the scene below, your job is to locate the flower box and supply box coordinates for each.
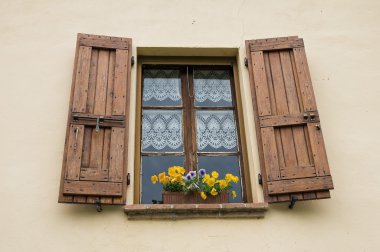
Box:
[162,191,229,204]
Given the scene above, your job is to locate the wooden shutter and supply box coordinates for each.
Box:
[245,36,334,203]
[58,34,132,205]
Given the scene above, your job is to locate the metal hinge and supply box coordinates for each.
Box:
[131,56,135,66]
[258,174,263,185]
[244,57,248,67]
[126,173,131,186]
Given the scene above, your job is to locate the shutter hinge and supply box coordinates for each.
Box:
[244,57,248,67]
[131,56,135,66]
[258,174,263,185]
[126,173,131,186]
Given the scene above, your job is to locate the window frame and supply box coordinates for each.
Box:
[134,56,253,204]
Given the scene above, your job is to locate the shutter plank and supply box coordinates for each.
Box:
[251,51,271,116]
[86,49,98,114]
[268,176,333,194]
[293,47,317,112]
[106,51,116,116]
[65,125,84,180]
[93,50,110,115]
[307,123,331,176]
[113,49,129,115]
[72,46,92,113]
[63,181,122,196]
[261,127,280,181]
[109,128,125,182]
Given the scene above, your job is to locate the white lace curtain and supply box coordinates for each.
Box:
[196,110,237,151]
[142,110,183,151]
[194,70,232,103]
[143,69,181,102]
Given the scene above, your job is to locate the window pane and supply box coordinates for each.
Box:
[198,156,242,203]
[141,156,184,204]
[143,69,182,107]
[196,110,238,152]
[142,110,183,152]
[194,70,233,107]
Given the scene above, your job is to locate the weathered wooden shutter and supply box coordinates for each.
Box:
[245,36,334,203]
[58,33,132,205]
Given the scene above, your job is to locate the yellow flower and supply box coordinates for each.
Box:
[177,166,186,175]
[158,172,166,183]
[211,171,219,179]
[163,176,170,184]
[232,176,239,183]
[202,174,211,183]
[210,188,218,196]
[225,173,233,182]
[200,192,207,200]
[151,175,158,184]
[231,190,237,199]
[206,177,216,187]
[218,179,228,189]
[168,167,177,177]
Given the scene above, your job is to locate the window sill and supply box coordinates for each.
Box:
[124,203,268,219]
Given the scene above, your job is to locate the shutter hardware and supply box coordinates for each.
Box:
[244,57,248,67]
[288,195,298,209]
[258,174,262,185]
[95,197,103,212]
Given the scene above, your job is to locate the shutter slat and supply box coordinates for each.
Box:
[268,176,333,194]
[307,122,331,176]
[63,181,122,196]
[113,49,129,115]
[251,51,271,116]
[65,125,84,180]
[72,46,92,113]
[246,36,334,203]
[293,47,317,112]
[109,127,125,182]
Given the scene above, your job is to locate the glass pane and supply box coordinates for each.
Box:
[143,69,182,107]
[198,156,242,203]
[142,110,183,152]
[141,156,184,204]
[196,110,238,152]
[194,70,233,107]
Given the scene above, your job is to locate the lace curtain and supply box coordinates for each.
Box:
[143,69,181,102]
[196,110,237,151]
[142,110,183,151]
[194,70,232,103]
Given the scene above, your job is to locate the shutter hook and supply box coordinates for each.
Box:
[288,195,298,209]
[74,127,79,151]
[95,117,104,133]
[95,197,103,212]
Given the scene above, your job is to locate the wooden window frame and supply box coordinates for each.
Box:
[133,56,253,204]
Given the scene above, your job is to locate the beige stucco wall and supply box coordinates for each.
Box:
[1,0,379,251]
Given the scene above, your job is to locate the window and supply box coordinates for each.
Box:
[135,62,249,204]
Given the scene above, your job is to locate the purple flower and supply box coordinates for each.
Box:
[190,171,196,178]
[186,174,192,181]
[199,169,206,178]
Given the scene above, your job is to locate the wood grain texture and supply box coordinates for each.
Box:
[72,46,92,113]
[78,33,130,50]
[251,51,271,116]
[113,49,129,115]
[267,176,333,194]
[65,125,84,180]
[63,181,123,196]
[109,127,125,182]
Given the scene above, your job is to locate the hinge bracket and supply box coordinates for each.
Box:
[131,56,135,66]
[258,174,263,185]
[126,173,131,186]
[244,57,248,67]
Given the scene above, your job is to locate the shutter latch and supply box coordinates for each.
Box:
[95,117,104,132]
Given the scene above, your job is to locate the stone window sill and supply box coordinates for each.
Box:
[124,203,268,219]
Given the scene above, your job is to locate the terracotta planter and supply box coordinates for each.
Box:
[162,191,229,204]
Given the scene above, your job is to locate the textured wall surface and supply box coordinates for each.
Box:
[0,0,379,251]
